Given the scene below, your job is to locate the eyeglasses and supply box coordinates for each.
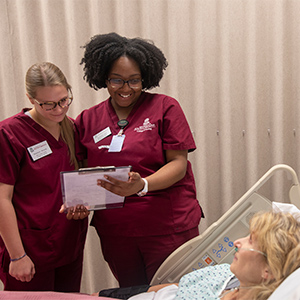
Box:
[33,90,73,111]
[107,78,142,89]
[235,247,267,257]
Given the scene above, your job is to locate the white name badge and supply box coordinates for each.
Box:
[27,140,52,161]
[108,135,125,152]
[93,127,111,144]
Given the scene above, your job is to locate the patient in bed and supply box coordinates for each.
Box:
[92,210,300,300]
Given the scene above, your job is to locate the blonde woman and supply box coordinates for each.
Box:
[94,210,300,300]
[0,62,87,292]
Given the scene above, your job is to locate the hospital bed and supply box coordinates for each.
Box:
[150,164,300,285]
[1,164,300,300]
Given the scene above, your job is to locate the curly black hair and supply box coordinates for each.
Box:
[80,32,168,90]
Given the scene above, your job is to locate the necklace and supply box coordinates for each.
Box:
[220,286,253,299]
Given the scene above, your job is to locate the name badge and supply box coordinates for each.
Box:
[108,135,125,152]
[27,140,52,161]
[93,127,111,144]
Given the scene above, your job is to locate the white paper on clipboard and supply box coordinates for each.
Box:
[60,165,131,210]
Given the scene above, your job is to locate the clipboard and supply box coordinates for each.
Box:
[60,166,131,211]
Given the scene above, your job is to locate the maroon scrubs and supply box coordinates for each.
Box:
[75,92,203,286]
[0,110,87,291]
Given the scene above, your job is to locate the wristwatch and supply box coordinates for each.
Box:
[137,178,148,197]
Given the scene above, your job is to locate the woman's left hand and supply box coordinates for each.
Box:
[97,150,189,197]
[97,172,144,197]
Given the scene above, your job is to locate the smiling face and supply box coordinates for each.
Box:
[230,234,269,287]
[28,85,70,125]
[106,56,143,117]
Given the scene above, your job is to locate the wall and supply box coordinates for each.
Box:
[1,0,300,293]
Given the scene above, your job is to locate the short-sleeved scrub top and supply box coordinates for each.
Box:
[75,92,203,237]
[0,110,87,273]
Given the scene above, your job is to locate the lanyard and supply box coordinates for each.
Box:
[117,119,129,136]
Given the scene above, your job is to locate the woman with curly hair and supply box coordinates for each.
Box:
[75,32,204,287]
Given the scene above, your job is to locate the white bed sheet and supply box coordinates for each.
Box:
[129,285,178,300]
[129,267,300,300]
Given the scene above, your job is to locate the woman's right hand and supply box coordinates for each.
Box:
[9,254,35,282]
[0,183,35,282]
[59,204,90,220]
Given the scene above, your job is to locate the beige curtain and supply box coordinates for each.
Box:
[1,0,300,294]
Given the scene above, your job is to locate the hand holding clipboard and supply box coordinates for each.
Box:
[96,171,143,197]
[60,166,131,211]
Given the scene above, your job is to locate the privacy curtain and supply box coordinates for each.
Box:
[1,0,300,293]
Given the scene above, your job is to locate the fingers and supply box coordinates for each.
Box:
[59,204,66,214]
[60,204,90,220]
[97,178,124,196]
[97,172,145,197]
[10,257,35,282]
[128,172,141,182]
[102,175,120,184]
[66,205,90,220]
[17,267,35,282]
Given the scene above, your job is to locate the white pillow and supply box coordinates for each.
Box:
[267,268,300,300]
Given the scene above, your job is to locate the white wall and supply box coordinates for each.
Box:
[1,0,300,294]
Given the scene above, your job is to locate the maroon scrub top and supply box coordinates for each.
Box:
[75,92,203,237]
[0,110,87,272]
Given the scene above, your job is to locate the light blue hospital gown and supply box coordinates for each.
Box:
[175,263,234,300]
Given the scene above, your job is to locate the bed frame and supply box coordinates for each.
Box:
[150,164,300,285]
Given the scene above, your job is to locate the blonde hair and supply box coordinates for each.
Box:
[247,211,300,299]
[25,62,78,169]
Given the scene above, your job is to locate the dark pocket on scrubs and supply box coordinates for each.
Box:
[19,227,55,271]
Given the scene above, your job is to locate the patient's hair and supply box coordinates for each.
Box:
[26,62,78,169]
[249,211,300,300]
[80,32,168,90]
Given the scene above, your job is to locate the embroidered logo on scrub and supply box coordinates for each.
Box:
[134,118,155,132]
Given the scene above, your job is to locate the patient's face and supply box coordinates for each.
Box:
[230,234,268,286]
